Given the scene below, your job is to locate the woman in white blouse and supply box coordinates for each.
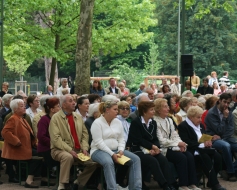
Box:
[177,97,192,121]
[90,101,142,190]
[154,98,200,190]
[26,95,41,121]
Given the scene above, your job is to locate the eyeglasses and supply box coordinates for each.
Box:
[120,107,130,111]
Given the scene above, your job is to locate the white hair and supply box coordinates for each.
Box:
[136,93,149,105]
[2,94,14,107]
[182,90,193,97]
[10,99,24,113]
[59,95,69,107]
[61,78,68,83]
[39,95,51,109]
[88,103,100,117]
[101,95,119,102]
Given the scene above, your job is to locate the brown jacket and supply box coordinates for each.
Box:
[49,110,89,152]
[1,114,36,160]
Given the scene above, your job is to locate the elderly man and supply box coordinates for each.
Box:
[129,93,150,120]
[144,88,154,101]
[205,93,237,181]
[135,83,145,96]
[104,78,121,97]
[0,94,13,118]
[49,94,97,190]
[44,85,54,96]
[57,78,70,96]
[0,82,12,97]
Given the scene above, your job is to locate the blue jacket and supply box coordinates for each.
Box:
[205,104,235,142]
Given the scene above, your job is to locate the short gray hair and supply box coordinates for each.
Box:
[59,95,69,107]
[2,94,14,107]
[88,103,100,117]
[136,93,149,105]
[39,95,51,109]
[61,78,68,83]
[101,95,119,102]
[187,106,204,118]
[10,99,24,113]
[182,90,193,97]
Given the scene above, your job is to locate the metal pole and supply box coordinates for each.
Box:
[181,0,185,93]
[181,0,185,55]
[177,0,181,77]
[0,0,4,85]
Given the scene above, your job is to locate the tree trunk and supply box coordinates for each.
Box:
[44,57,58,94]
[75,0,95,95]
[49,34,60,88]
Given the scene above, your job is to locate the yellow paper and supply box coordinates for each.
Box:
[77,153,90,162]
[198,134,213,143]
[0,141,4,150]
[116,155,131,165]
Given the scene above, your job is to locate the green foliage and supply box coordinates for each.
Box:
[110,41,162,92]
[4,0,156,77]
[155,0,237,80]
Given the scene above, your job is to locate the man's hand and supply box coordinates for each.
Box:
[223,109,229,118]
[204,140,212,148]
[212,135,221,141]
[70,150,78,158]
[82,149,89,156]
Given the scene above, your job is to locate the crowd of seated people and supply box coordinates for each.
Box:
[1,75,237,190]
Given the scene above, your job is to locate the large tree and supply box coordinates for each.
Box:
[4,0,156,92]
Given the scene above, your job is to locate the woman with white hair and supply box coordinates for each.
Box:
[178,106,225,190]
[1,99,42,188]
[32,95,51,137]
[84,103,100,145]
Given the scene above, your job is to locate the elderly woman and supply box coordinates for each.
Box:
[75,97,90,122]
[1,99,42,188]
[26,95,42,122]
[84,103,100,145]
[128,101,176,190]
[118,82,129,96]
[37,97,61,185]
[32,95,50,137]
[90,101,142,190]
[90,80,105,97]
[178,106,225,190]
[182,90,194,98]
[117,101,131,143]
[177,97,192,121]
[154,99,200,190]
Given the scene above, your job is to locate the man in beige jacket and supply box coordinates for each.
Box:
[49,94,97,190]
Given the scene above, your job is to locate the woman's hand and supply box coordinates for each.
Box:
[82,149,89,156]
[204,140,212,148]
[118,150,124,156]
[151,145,160,154]
[112,154,120,163]
[178,142,187,152]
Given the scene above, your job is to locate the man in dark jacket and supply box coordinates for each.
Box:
[197,77,214,95]
[205,93,237,181]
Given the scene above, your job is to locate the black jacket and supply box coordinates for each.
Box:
[178,120,206,155]
[197,85,214,95]
[127,116,160,152]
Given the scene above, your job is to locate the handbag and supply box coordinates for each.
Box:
[197,147,215,156]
